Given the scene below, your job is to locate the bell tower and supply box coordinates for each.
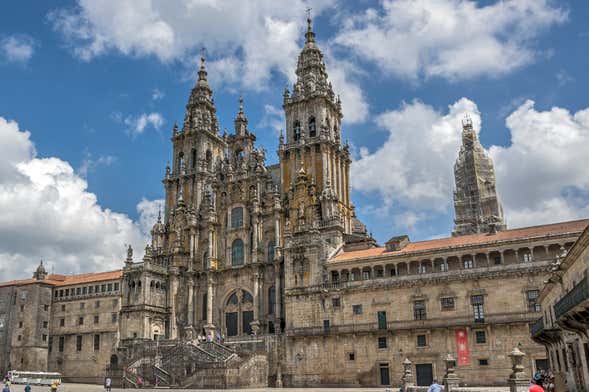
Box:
[279,14,352,234]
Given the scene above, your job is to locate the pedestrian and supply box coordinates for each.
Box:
[427,379,442,392]
[24,384,31,392]
[50,381,58,392]
[530,373,544,392]
[105,376,112,392]
[2,383,9,392]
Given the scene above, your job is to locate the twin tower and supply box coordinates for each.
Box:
[121,15,505,342]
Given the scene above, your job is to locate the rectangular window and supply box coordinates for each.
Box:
[112,313,118,323]
[76,287,81,295]
[352,304,363,315]
[19,305,24,312]
[94,315,99,324]
[527,290,541,312]
[231,207,244,228]
[89,286,94,294]
[80,302,85,309]
[475,330,487,344]
[377,311,387,330]
[471,295,485,322]
[347,352,355,361]
[479,359,489,366]
[114,282,120,291]
[18,321,23,328]
[65,288,69,296]
[414,300,427,320]
[202,294,207,321]
[378,337,388,349]
[76,335,82,351]
[362,270,371,280]
[78,317,84,325]
[107,283,112,291]
[331,297,341,309]
[58,336,64,352]
[323,319,330,333]
[44,304,49,311]
[82,287,87,295]
[417,334,427,347]
[95,285,99,293]
[463,259,473,269]
[42,321,48,328]
[441,297,455,310]
[42,334,47,342]
[440,263,448,272]
[494,256,502,265]
[523,253,532,262]
[17,335,22,341]
[93,334,100,351]
[60,318,65,327]
[101,284,106,292]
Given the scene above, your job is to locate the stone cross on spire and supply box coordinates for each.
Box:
[305,7,315,44]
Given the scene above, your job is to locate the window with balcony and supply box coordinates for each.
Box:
[471,295,485,322]
[377,311,387,330]
[414,300,427,320]
[441,297,455,310]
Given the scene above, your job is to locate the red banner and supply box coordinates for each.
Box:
[455,328,470,366]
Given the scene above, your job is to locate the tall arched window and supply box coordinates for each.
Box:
[231,207,244,228]
[232,239,244,266]
[225,290,254,336]
[191,149,197,169]
[268,286,276,315]
[267,240,275,263]
[293,121,301,141]
[308,117,316,137]
[206,150,213,171]
[177,152,184,172]
[202,251,208,270]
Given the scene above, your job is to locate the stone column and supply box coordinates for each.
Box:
[252,212,259,264]
[169,267,179,339]
[321,148,328,188]
[187,277,194,327]
[251,270,261,335]
[189,231,195,261]
[275,264,281,333]
[401,358,414,389]
[204,274,216,339]
[508,347,529,392]
[443,354,459,392]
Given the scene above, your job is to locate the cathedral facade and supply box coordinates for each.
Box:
[1,16,588,388]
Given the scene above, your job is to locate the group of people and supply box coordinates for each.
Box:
[2,376,58,392]
[531,369,556,392]
[195,332,225,343]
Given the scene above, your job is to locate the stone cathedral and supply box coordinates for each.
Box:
[1,16,587,389]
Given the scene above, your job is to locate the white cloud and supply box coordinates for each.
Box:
[151,88,165,101]
[0,116,160,280]
[48,0,335,90]
[352,97,479,213]
[136,198,165,238]
[334,0,567,81]
[123,112,164,137]
[1,35,35,63]
[257,104,285,137]
[490,100,589,227]
[352,98,589,232]
[78,150,116,178]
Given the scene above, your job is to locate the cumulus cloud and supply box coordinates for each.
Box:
[334,0,567,81]
[352,98,589,232]
[257,104,285,137]
[123,112,165,137]
[1,35,35,63]
[48,0,333,89]
[490,100,589,227]
[0,116,160,280]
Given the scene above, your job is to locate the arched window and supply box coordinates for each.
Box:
[232,239,244,266]
[231,207,244,228]
[177,152,184,172]
[224,290,254,337]
[308,117,316,137]
[202,251,208,270]
[293,120,301,141]
[268,286,276,315]
[267,240,275,263]
[150,281,155,290]
[206,150,213,171]
[191,149,197,168]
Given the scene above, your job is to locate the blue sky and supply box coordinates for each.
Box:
[1,0,588,279]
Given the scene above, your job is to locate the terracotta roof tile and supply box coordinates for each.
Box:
[0,270,122,288]
[331,219,589,263]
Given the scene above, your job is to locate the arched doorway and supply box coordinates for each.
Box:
[224,289,254,337]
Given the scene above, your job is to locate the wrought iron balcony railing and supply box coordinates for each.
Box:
[554,276,589,319]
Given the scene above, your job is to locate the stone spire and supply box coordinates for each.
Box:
[234,95,248,136]
[33,260,47,280]
[452,116,506,236]
[181,48,220,135]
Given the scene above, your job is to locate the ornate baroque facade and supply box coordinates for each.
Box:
[0,16,588,388]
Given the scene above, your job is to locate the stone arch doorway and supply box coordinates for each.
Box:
[224,289,254,337]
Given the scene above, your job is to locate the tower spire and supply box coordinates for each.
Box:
[305,7,315,44]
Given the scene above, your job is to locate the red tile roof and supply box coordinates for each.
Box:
[0,270,122,288]
[331,219,589,263]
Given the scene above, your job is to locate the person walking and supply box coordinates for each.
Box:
[23,384,31,392]
[50,381,58,392]
[105,376,112,392]
[2,383,10,392]
[427,379,442,392]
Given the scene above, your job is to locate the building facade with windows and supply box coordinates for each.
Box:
[0,15,588,388]
[531,225,589,392]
